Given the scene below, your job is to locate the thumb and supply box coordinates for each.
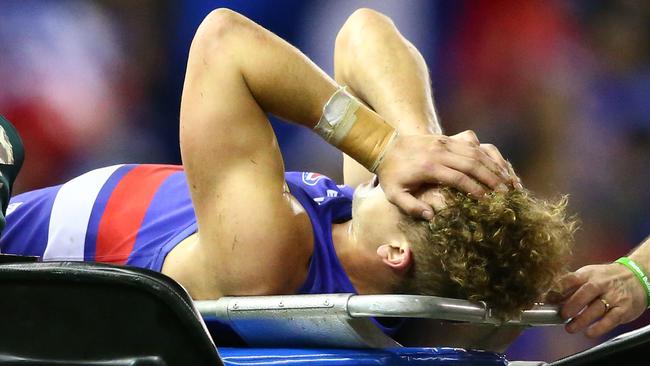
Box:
[388,190,434,220]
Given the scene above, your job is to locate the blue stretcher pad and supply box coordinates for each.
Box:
[196,294,564,365]
[218,347,508,366]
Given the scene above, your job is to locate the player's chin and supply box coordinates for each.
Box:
[351,189,369,219]
[354,182,372,200]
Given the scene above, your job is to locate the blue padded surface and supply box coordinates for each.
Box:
[218,347,508,366]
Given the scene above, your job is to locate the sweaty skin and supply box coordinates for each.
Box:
[161,8,519,352]
[163,8,514,299]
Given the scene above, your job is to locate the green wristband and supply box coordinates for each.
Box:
[615,257,650,308]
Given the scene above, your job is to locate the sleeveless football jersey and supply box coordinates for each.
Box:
[1,164,196,270]
[1,165,358,289]
[1,164,402,336]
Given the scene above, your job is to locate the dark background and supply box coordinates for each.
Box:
[1,0,648,361]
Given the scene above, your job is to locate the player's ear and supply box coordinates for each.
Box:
[376,242,412,273]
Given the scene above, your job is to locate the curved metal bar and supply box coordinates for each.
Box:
[347,295,492,323]
[348,295,565,326]
[195,294,566,327]
[196,294,400,348]
[194,297,229,319]
[511,304,566,326]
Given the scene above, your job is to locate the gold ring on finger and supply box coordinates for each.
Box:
[599,298,611,313]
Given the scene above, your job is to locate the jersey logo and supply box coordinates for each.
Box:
[302,172,326,186]
[313,190,339,205]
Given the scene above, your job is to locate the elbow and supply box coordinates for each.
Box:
[346,8,394,29]
[335,8,395,81]
[192,8,248,54]
[202,8,246,35]
[336,8,394,50]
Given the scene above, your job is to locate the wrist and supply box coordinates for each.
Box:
[385,114,440,136]
[398,125,437,136]
[614,256,650,309]
[314,86,397,172]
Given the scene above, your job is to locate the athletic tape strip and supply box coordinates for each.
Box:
[314,86,396,173]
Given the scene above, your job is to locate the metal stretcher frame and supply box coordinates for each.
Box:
[195,294,565,348]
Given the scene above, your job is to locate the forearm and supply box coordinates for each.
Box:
[185,9,511,220]
[335,8,441,135]
[198,10,337,126]
[186,9,395,175]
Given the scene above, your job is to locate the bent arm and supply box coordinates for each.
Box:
[180,11,517,297]
[187,10,338,130]
[335,8,441,135]
[334,8,441,187]
[180,8,421,296]
[179,9,343,296]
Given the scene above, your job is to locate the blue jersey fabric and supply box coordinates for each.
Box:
[1,165,402,337]
[1,167,351,273]
[286,172,357,295]
[0,165,197,270]
[1,167,355,285]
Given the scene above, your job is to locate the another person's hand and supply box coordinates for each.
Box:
[376,130,517,219]
[548,263,648,338]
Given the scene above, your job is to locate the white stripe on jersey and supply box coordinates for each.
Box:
[6,202,22,216]
[43,165,123,261]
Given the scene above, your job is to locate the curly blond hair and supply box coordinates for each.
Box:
[396,187,576,320]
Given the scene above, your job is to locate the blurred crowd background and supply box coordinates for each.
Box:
[0,0,648,361]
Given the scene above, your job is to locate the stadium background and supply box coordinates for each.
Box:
[0,0,648,361]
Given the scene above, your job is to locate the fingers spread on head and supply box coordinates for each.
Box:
[431,166,486,198]
[449,132,510,185]
[447,142,509,186]
[443,155,505,191]
[480,143,511,178]
[452,130,480,146]
[429,135,451,154]
[506,160,523,189]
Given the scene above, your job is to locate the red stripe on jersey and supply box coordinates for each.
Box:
[95,165,182,264]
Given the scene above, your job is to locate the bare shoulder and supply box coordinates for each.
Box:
[163,186,314,300]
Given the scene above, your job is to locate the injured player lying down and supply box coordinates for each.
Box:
[0,8,575,351]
